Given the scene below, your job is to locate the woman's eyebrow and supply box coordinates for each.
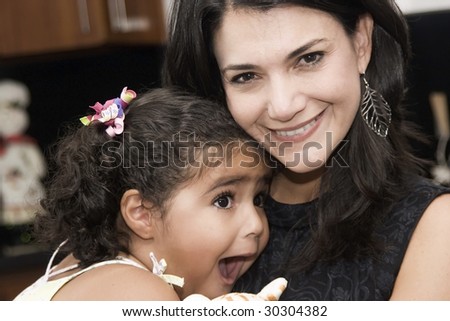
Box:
[221,63,257,74]
[285,38,327,62]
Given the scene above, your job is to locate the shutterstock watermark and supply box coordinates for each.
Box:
[262,132,349,168]
[100,131,349,169]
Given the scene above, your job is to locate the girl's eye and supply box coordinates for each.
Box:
[297,52,324,67]
[253,192,267,208]
[230,72,257,84]
[214,195,233,209]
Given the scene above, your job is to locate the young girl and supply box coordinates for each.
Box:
[14,86,279,301]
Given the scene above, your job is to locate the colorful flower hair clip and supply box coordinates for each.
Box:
[80,87,137,137]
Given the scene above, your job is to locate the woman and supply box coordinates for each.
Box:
[162,0,450,300]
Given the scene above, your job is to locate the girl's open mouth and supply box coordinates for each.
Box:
[218,256,247,285]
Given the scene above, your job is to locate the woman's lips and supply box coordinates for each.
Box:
[272,110,325,140]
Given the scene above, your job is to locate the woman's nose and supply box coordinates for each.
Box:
[267,75,307,121]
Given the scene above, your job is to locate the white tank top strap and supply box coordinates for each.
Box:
[45,240,149,279]
[79,256,150,274]
[44,240,184,288]
[149,252,184,288]
[52,257,150,282]
[44,239,70,280]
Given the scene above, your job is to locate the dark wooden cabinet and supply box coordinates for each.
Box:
[0,0,166,57]
[107,0,166,45]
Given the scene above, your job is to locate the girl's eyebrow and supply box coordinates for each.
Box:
[221,38,327,74]
[204,171,272,196]
[211,175,246,191]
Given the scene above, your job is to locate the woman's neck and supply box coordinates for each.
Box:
[270,167,324,204]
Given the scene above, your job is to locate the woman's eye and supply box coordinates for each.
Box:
[230,72,256,84]
[214,195,233,209]
[297,52,323,67]
[253,193,267,208]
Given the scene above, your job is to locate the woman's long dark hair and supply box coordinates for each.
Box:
[162,0,425,271]
[35,87,261,267]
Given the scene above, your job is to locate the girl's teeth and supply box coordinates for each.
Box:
[276,118,317,137]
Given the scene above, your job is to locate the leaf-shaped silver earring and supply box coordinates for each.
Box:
[360,75,392,138]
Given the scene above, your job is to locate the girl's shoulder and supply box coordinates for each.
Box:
[101,263,181,300]
[53,260,180,300]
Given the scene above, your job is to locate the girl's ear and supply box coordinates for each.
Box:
[353,13,374,74]
[120,189,158,240]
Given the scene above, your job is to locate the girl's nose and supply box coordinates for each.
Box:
[243,205,266,239]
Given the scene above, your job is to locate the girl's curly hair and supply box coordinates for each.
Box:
[34,87,266,267]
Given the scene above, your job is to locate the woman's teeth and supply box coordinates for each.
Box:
[276,117,318,137]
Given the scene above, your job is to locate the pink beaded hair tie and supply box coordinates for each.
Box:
[80,87,137,137]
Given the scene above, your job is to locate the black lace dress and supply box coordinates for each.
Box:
[233,176,450,300]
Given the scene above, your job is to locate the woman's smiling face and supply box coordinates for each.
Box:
[214,5,373,173]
